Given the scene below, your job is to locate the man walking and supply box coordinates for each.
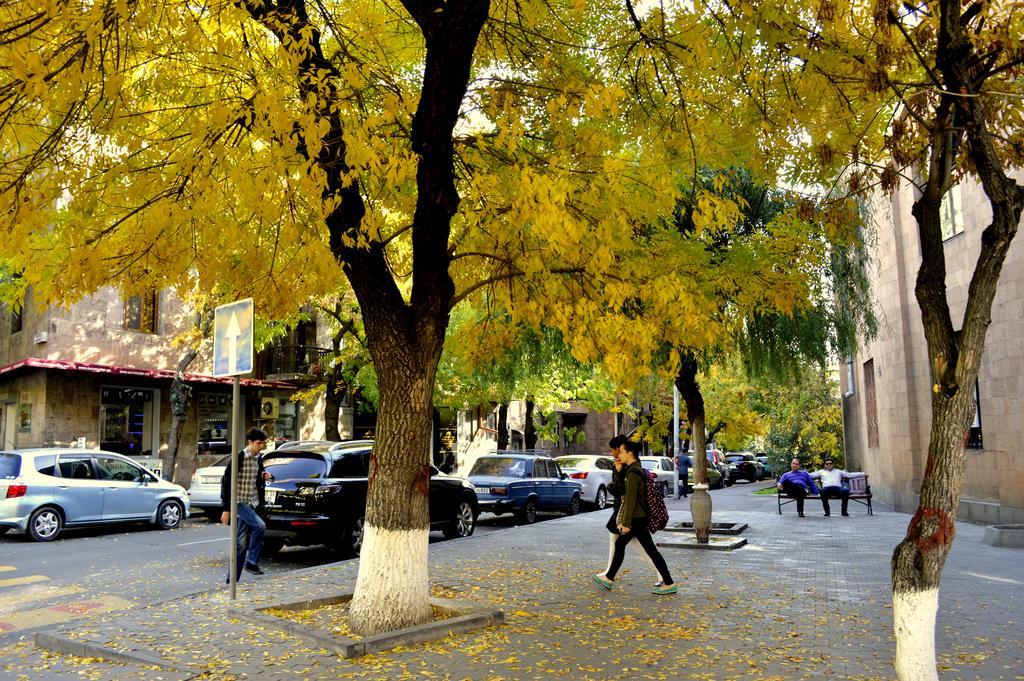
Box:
[675,452,689,498]
[221,427,272,582]
[776,458,819,517]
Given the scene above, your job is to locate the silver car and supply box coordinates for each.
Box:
[0,448,189,542]
[186,454,231,520]
[554,455,615,509]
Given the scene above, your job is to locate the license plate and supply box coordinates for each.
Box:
[474,486,491,495]
[265,490,277,504]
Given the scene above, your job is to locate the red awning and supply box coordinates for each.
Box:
[0,357,295,389]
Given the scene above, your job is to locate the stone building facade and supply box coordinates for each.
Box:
[840,177,1024,525]
[0,287,298,483]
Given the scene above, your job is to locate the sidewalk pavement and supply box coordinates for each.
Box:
[1,487,1021,680]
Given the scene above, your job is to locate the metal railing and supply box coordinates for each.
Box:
[263,345,333,377]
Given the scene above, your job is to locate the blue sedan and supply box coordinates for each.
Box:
[468,455,582,524]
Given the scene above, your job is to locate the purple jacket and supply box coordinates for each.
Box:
[778,470,819,495]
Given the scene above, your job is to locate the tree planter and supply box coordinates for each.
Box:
[235,592,504,658]
[689,484,712,543]
[983,525,1024,549]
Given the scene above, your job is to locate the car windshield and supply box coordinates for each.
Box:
[470,457,528,478]
[0,453,20,479]
[556,457,592,469]
[640,460,658,471]
[263,454,330,479]
[727,456,744,463]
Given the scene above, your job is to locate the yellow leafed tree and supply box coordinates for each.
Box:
[2,0,866,635]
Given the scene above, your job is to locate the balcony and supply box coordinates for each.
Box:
[262,346,333,383]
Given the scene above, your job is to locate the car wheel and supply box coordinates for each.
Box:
[594,486,608,510]
[518,499,538,525]
[28,506,63,542]
[660,482,670,498]
[157,500,184,529]
[262,538,285,558]
[567,493,581,516]
[443,499,477,539]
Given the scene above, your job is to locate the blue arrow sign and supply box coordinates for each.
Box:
[213,299,254,377]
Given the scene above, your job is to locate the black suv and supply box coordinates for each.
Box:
[260,443,478,557]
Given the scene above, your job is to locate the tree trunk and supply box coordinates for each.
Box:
[524,400,537,450]
[164,375,192,486]
[676,353,711,542]
[348,336,441,636]
[891,5,1024,673]
[324,374,343,441]
[496,402,509,450]
[163,311,212,485]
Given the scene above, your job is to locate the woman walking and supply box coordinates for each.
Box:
[599,436,661,584]
[594,439,677,595]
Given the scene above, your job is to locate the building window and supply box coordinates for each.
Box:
[124,291,158,333]
[10,305,21,334]
[940,185,964,240]
[967,380,983,450]
[844,354,855,397]
[863,359,879,448]
[100,387,155,457]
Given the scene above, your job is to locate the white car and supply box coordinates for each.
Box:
[186,454,230,520]
[640,456,678,498]
[554,455,615,509]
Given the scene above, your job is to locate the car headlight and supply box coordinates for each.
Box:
[298,487,316,496]
[490,487,507,496]
[315,484,341,495]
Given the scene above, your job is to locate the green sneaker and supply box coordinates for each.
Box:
[651,584,678,595]
[593,574,613,590]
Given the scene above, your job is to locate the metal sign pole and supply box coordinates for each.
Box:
[229,375,240,600]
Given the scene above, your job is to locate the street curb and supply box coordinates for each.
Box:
[235,592,505,658]
[32,631,200,677]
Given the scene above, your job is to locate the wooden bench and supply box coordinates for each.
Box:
[777,474,873,515]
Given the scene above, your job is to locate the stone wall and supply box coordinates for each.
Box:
[842,178,1024,524]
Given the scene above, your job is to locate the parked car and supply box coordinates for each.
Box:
[706,446,734,487]
[261,445,478,557]
[684,455,725,489]
[0,448,189,541]
[755,454,773,478]
[468,455,582,524]
[187,453,231,520]
[639,456,678,497]
[725,453,765,483]
[554,455,615,509]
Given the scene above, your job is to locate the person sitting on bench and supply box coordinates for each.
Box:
[811,458,864,517]
[776,458,819,517]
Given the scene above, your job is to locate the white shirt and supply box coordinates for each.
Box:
[812,467,862,488]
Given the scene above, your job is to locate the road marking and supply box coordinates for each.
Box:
[177,537,227,546]
[961,570,1021,585]
[0,567,15,573]
[0,595,134,635]
[0,585,85,612]
[0,575,49,588]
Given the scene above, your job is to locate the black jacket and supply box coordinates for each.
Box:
[220,449,267,510]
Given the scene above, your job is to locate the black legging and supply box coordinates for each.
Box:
[606,517,673,585]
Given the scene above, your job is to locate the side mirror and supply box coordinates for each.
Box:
[561,473,568,480]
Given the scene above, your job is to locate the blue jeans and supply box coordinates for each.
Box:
[231,503,265,577]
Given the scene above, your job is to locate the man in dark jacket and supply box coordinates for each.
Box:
[221,427,272,581]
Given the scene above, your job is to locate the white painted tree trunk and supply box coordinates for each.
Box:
[893,588,939,681]
[349,525,431,634]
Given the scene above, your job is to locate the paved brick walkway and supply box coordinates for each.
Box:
[1,488,1020,680]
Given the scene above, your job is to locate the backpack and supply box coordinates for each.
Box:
[630,467,669,532]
